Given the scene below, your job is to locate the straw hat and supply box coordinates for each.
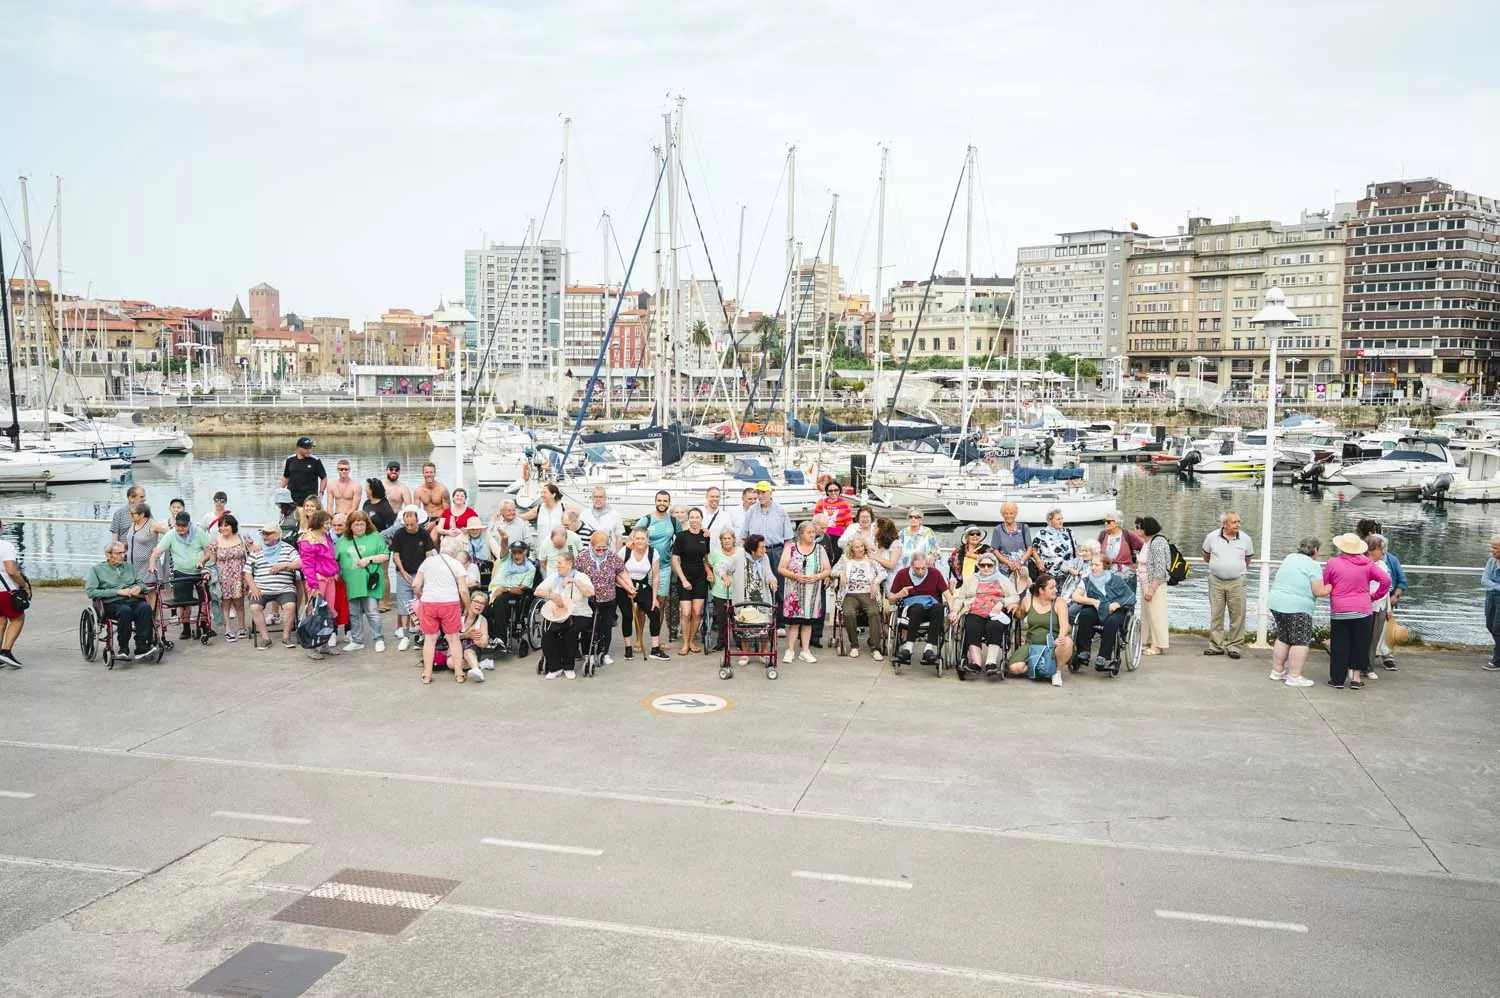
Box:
[1332,533,1368,555]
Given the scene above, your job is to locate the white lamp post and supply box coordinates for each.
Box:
[431,300,475,492]
[1068,353,1082,399]
[1248,286,1299,648]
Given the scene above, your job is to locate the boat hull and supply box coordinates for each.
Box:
[940,491,1115,525]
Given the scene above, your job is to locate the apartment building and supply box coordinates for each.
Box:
[888,275,1014,363]
[463,240,562,371]
[1015,230,1131,362]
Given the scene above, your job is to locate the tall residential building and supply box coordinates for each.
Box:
[1125,212,1348,396]
[1015,230,1132,361]
[789,260,842,349]
[887,275,1014,362]
[1342,177,1500,397]
[672,278,727,370]
[563,286,614,367]
[249,282,280,331]
[463,240,562,371]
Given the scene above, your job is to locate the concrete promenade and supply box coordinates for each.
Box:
[1,591,1497,997]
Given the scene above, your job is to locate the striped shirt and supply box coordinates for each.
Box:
[246,540,299,595]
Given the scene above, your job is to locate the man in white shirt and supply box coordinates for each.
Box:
[1202,510,1254,658]
[702,486,741,540]
[581,487,625,550]
[0,518,29,667]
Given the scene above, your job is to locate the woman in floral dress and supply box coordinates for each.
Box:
[778,520,829,665]
[212,514,251,640]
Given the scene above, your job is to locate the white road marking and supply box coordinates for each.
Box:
[480,837,603,857]
[1154,909,1308,933]
[309,882,443,910]
[0,790,35,799]
[0,853,149,876]
[211,810,312,826]
[792,869,913,890]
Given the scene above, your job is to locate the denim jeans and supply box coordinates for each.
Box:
[1487,592,1500,667]
[349,596,383,644]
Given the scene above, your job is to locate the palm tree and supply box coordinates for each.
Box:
[753,313,782,354]
[690,319,712,350]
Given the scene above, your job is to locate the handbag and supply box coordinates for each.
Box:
[1025,601,1057,679]
[354,537,381,591]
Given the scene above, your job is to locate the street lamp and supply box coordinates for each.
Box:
[1068,353,1082,399]
[431,300,475,492]
[1248,286,1299,648]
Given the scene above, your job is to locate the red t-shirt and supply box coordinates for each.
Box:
[441,507,478,532]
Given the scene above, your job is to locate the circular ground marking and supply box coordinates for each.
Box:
[642,692,734,716]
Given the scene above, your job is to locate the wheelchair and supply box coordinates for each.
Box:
[885,600,947,676]
[79,587,168,669]
[953,611,1015,681]
[486,589,540,657]
[160,570,216,645]
[1067,603,1142,678]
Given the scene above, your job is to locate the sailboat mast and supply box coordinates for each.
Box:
[821,193,837,412]
[871,145,887,430]
[1014,271,1024,459]
[559,115,570,437]
[784,145,796,445]
[652,139,665,423]
[960,145,974,439]
[0,227,19,450]
[54,176,63,389]
[601,211,613,421]
[667,99,683,426]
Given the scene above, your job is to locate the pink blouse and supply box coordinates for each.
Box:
[298,535,339,584]
[1322,553,1390,617]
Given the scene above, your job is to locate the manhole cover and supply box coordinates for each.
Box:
[272,869,459,936]
[187,942,344,998]
[642,691,733,716]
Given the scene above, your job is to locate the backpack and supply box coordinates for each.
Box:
[297,594,336,649]
[1164,538,1190,586]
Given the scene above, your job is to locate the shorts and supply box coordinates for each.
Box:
[1270,610,1313,648]
[418,600,463,635]
[395,573,416,616]
[251,591,297,609]
[0,590,24,619]
[682,577,709,601]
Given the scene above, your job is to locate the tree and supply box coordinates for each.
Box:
[753,314,782,354]
[690,319,712,350]
[1044,349,1098,380]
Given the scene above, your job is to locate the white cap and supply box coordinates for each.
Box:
[399,504,423,519]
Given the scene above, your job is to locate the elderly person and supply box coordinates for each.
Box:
[582,486,626,550]
[1029,509,1078,579]
[245,522,300,649]
[838,506,878,554]
[1267,537,1331,687]
[1202,510,1254,659]
[888,549,949,667]
[1484,536,1500,672]
[706,528,738,651]
[1005,573,1073,686]
[412,536,473,684]
[831,534,886,660]
[988,502,1030,581]
[121,502,165,606]
[813,480,854,549]
[110,485,146,543]
[949,525,991,585]
[486,499,533,559]
[892,508,939,573]
[150,510,214,641]
[1069,552,1136,669]
[337,509,390,652]
[949,550,1020,678]
[740,482,794,625]
[85,542,156,659]
[1135,516,1171,656]
[577,529,631,669]
[726,533,777,652]
[619,527,669,660]
[1357,519,1407,671]
[535,549,594,680]
[389,504,436,652]
[1097,510,1142,576]
[538,524,582,579]
[486,540,538,656]
[779,519,830,664]
[1360,533,1396,683]
[1323,533,1391,690]
[210,514,251,641]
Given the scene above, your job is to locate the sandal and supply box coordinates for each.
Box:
[1143,648,1163,656]
[690,643,703,654]
[456,672,466,683]
[420,675,432,685]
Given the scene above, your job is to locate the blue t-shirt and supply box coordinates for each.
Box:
[639,513,678,596]
[1267,552,1321,615]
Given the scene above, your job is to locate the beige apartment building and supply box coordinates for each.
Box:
[1125,211,1347,398]
[888,275,1014,363]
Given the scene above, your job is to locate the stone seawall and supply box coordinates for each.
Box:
[135,404,448,438]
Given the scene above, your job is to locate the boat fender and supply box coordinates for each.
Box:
[521,463,530,481]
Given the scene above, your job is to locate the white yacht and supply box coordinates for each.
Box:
[0,450,108,487]
[1341,435,1457,495]
[1420,448,1500,503]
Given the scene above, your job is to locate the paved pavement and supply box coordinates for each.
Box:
[1,592,1497,996]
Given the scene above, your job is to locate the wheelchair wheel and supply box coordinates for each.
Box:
[719,666,732,680]
[1124,614,1143,671]
[103,645,116,670]
[153,644,166,663]
[79,608,98,662]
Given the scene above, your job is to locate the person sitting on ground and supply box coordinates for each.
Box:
[949,550,1020,678]
[887,549,950,666]
[486,540,539,655]
[1068,552,1137,670]
[1006,572,1073,686]
[458,590,492,683]
[245,522,301,649]
[85,541,156,659]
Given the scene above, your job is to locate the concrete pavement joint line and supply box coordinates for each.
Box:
[211,809,312,825]
[0,852,150,876]
[0,789,35,798]
[1154,909,1309,933]
[438,901,1205,998]
[121,659,340,753]
[1301,687,1450,874]
[792,669,880,813]
[5,737,1499,887]
[480,837,604,857]
[791,869,913,891]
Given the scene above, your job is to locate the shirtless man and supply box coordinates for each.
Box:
[383,461,413,510]
[415,462,450,521]
[325,459,361,515]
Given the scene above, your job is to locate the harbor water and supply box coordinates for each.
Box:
[4,437,1496,646]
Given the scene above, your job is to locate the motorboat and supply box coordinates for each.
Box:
[1436,423,1500,463]
[1294,440,1367,487]
[0,449,106,487]
[1340,435,1457,495]
[16,409,171,461]
[1176,427,1284,475]
[1350,417,1415,460]
[1242,412,1338,448]
[1419,447,1500,503]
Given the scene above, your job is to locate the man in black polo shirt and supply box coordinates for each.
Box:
[281,436,327,506]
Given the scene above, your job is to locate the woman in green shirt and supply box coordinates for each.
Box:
[337,510,391,652]
[707,528,736,651]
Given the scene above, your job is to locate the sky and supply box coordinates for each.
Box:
[2,0,1497,326]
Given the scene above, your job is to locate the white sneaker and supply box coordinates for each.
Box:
[1051,673,1063,687]
[603,654,614,666]
[397,637,410,652]
[1269,669,1287,682]
[467,666,485,683]
[480,658,494,670]
[849,647,859,658]
[395,627,405,638]
[783,648,795,664]
[872,649,883,661]
[799,650,816,664]
[374,639,386,653]
[564,669,577,680]
[777,627,787,638]
[1365,670,1378,680]
[343,641,364,652]
[544,670,562,680]
[1284,676,1315,687]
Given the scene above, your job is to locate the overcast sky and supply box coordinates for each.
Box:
[2,0,1496,325]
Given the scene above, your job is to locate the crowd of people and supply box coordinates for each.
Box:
[6,433,1499,684]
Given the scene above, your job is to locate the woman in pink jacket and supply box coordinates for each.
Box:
[1322,533,1391,690]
